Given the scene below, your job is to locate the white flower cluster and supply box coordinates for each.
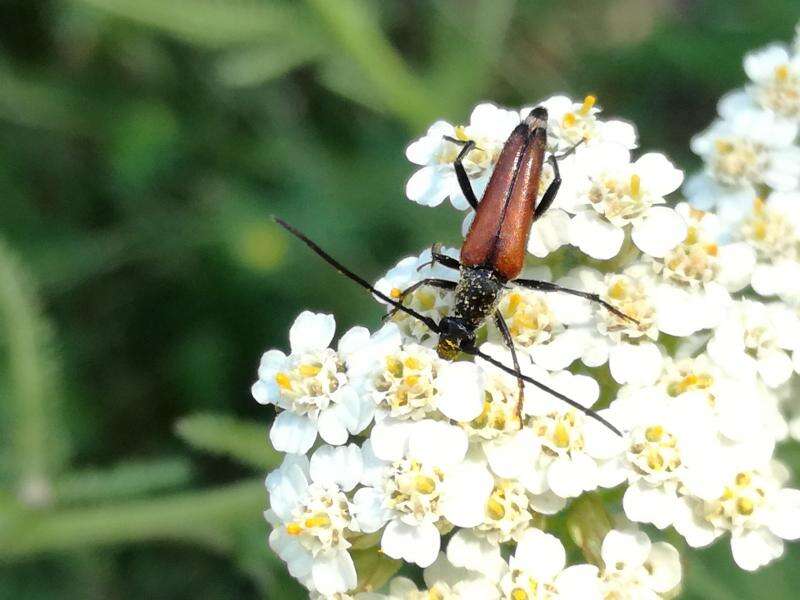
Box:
[685,25,800,301]
[255,28,800,597]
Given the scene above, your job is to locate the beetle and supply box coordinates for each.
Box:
[274,106,633,435]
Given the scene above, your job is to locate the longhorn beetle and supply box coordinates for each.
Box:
[274,106,635,436]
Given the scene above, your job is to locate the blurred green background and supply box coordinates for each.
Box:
[1,1,799,598]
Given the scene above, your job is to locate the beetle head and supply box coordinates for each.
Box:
[436,317,474,360]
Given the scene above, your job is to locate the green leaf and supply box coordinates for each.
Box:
[52,458,194,506]
[175,412,280,471]
[73,0,311,48]
[318,57,387,114]
[0,61,88,134]
[305,0,435,128]
[215,41,325,88]
[0,479,265,559]
[0,238,69,504]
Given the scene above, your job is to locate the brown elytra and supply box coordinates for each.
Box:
[460,110,548,281]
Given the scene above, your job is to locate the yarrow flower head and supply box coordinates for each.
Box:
[565,146,687,260]
[744,43,800,120]
[255,43,800,593]
[405,103,520,210]
[252,311,373,454]
[266,446,363,594]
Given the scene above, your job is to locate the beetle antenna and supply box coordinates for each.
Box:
[464,345,623,437]
[272,217,442,334]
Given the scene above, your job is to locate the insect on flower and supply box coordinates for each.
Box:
[274,107,636,436]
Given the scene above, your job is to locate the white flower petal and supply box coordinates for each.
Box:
[583,412,626,460]
[556,564,602,600]
[528,209,571,258]
[758,350,793,388]
[441,462,493,527]
[289,311,336,354]
[317,407,349,446]
[310,444,363,492]
[370,419,413,462]
[437,361,484,422]
[446,529,505,580]
[528,490,567,515]
[529,329,588,370]
[601,529,651,570]
[767,488,800,540]
[744,44,790,81]
[406,166,453,207]
[673,499,718,548]
[381,519,440,567]
[514,528,566,579]
[337,326,370,357]
[352,486,392,533]
[266,457,310,521]
[484,428,540,479]
[622,481,677,529]
[251,380,275,405]
[634,153,684,196]
[608,342,662,386]
[731,528,784,571]
[646,542,682,593]
[311,550,357,595]
[752,261,800,298]
[408,420,468,466]
[269,530,313,578]
[599,119,637,148]
[333,385,374,435]
[270,411,318,454]
[406,121,455,164]
[569,210,625,260]
[717,242,756,292]
[547,454,597,498]
[631,206,687,258]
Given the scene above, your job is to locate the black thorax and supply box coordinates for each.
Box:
[452,266,504,329]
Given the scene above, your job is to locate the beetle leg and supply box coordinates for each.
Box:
[552,138,585,161]
[444,137,480,211]
[513,278,639,325]
[534,138,585,221]
[416,243,461,272]
[494,311,525,425]
[532,154,562,221]
[383,278,457,321]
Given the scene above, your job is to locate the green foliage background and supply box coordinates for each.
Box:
[1,1,799,598]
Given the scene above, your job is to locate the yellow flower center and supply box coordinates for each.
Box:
[299,363,321,377]
[415,475,437,494]
[629,174,641,198]
[580,94,597,115]
[645,425,664,442]
[554,421,571,448]
[286,522,302,535]
[304,514,331,529]
[487,497,506,520]
[275,372,292,390]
